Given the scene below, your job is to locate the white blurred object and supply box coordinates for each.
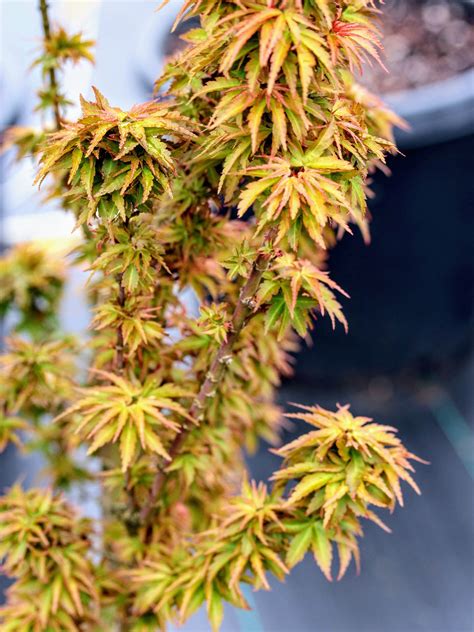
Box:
[56,0,103,119]
[92,0,173,108]
[0,63,25,129]
[134,0,186,92]
[3,209,76,245]
[1,0,101,245]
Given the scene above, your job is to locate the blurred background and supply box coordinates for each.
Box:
[1,0,473,630]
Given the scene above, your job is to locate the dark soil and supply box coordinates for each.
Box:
[361,0,474,92]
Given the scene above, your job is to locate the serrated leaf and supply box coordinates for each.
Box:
[346,450,365,496]
[98,171,128,197]
[141,166,154,204]
[289,472,335,503]
[142,426,171,460]
[311,523,333,581]
[304,156,353,171]
[210,91,252,129]
[267,26,291,94]
[286,524,313,568]
[248,98,267,153]
[112,190,127,220]
[270,98,287,153]
[207,586,223,632]
[119,421,137,471]
[264,295,286,333]
[68,147,83,184]
[80,158,95,199]
[337,541,354,581]
[237,177,278,216]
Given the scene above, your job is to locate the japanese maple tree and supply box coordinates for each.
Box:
[0,0,424,629]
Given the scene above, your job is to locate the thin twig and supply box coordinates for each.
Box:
[115,275,126,374]
[38,0,62,130]
[140,227,278,524]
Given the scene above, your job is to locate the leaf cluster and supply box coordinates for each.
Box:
[34,27,95,71]
[36,89,195,226]
[0,243,65,336]
[0,337,77,415]
[258,252,348,338]
[272,404,425,578]
[129,399,424,628]
[57,370,195,471]
[0,486,98,631]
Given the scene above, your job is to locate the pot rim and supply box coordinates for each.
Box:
[135,6,473,149]
[385,68,474,148]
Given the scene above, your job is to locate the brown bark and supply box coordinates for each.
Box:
[140,227,278,524]
[115,277,126,374]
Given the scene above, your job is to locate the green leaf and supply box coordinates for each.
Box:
[337,541,353,581]
[311,523,333,581]
[237,178,278,216]
[68,147,83,184]
[141,166,154,204]
[146,137,174,171]
[346,450,365,495]
[218,138,251,193]
[142,426,171,460]
[120,422,137,471]
[207,586,224,632]
[286,524,313,568]
[248,98,267,153]
[80,158,95,199]
[87,424,116,455]
[303,156,353,171]
[122,265,139,293]
[98,172,128,197]
[196,78,241,97]
[270,98,287,152]
[264,295,286,333]
[288,472,335,503]
[85,123,115,156]
[210,91,252,128]
[112,190,127,221]
[267,21,291,94]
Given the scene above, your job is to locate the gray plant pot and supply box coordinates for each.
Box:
[296,71,474,385]
[387,68,474,149]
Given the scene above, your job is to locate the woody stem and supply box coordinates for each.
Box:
[38,0,62,129]
[140,227,278,525]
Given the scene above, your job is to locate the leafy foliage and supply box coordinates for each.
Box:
[0,337,76,415]
[130,479,288,631]
[57,371,194,471]
[0,413,28,453]
[36,88,195,226]
[0,0,423,629]
[0,243,65,336]
[273,404,425,579]
[34,26,95,70]
[257,252,348,338]
[237,149,357,248]
[0,486,98,631]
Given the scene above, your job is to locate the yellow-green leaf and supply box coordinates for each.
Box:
[120,421,137,471]
[286,524,313,568]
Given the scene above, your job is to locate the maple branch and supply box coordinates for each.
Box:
[39,0,62,129]
[115,276,126,374]
[114,215,131,374]
[140,226,278,524]
[113,222,138,525]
